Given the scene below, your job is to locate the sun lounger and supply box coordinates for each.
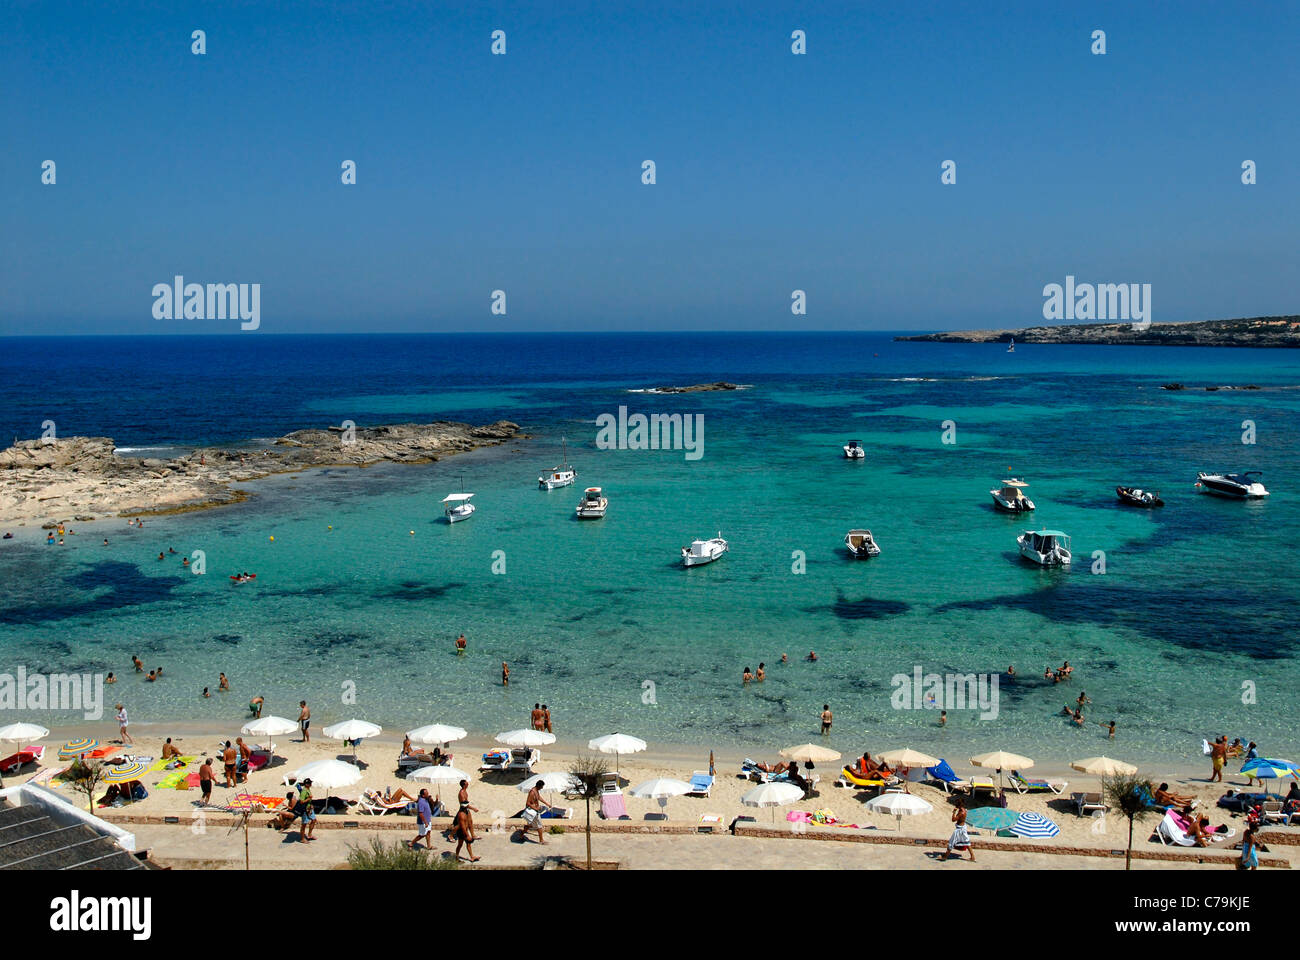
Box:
[397,752,438,771]
[969,778,999,798]
[1071,792,1107,816]
[358,791,415,816]
[837,766,889,790]
[480,749,510,772]
[687,771,714,797]
[0,745,44,775]
[506,748,538,774]
[598,772,621,795]
[924,759,971,795]
[1156,810,1197,846]
[599,791,628,820]
[1010,771,1067,795]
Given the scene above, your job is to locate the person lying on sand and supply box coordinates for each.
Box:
[1155,783,1195,807]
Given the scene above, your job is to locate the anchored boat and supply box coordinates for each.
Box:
[1018,529,1071,566]
[843,440,865,460]
[538,437,576,490]
[1116,486,1163,507]
[682,533,728,567]
[442,492,476,523]
[991,478,1035,512]
[575,486,608,519]
[1196,471,1268,499]
[844,529,880,558]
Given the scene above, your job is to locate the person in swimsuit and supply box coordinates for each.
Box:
[249,695,264,718]
[452,805,480,862]
[298,701,310,742]
[115,703,133,745]
[542,705,552,734]
[161,738,181,760]
[525,782,547,844]
[756,663,766,681]
[947,799,974,861]
[199,758,215,805]
[222,741,237,787]
[742,667,754,684]
[502,662,509,687]
[1210,736,1227,782]
[456,634,466,655]
[219,673,229,691]
[531,704,543,730]
[820,704,832,734]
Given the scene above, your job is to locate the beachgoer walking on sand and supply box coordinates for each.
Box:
[199,758,215,805]
[947,799,975,861]
[297,779,316,842]
[115,703,133,745]
[298,701,310,742]
[820,704,832,735]
[542,704,552,733]
[525,780,548,844]
[411,788,433,850]
[452,804,480,861]
[222,741,237,787]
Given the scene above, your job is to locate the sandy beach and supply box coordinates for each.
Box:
[13,724,1287,870]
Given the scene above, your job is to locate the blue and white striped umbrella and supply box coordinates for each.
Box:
[1009,811,1060,839]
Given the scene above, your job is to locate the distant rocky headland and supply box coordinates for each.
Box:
[0,420,520,525]
[895,315,1300,348]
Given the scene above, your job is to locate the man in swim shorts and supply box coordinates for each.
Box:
[298,701,310,742]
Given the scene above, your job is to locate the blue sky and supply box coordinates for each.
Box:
[2,0,1297,334]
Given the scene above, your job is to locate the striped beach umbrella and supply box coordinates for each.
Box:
[1241,758,1299,791]
[101,760,150,783]
[58,738,99,759]
[1009,811,1060,839]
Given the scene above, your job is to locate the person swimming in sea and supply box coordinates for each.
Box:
[455,634,466,655]
[742,666,754,684]
[807,651,818,662]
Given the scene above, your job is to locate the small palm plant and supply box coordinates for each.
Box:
[568,752,610,870]
[1103,773,1158,870]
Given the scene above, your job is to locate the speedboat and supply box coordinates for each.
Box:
[575,487,607,519]
[843,441,865,460]
[844,529,880,558]
[1018,529,1071,566]
[991,478,1035,512]
[1196,472,1269,499]
[442,492,475,523]
[682,533,728,567]
[538,437,576,490]
[1116,486,1163,507]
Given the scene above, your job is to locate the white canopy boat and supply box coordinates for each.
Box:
[1196,471,1269,499]
[1018,529,1071,566]
[682,532,728,567]
[442,492,476,523]
[538,437,576,490]
[843,440,865,460]
[844,529,880,558]
[575,486,608,519]
[991,478,1035,512]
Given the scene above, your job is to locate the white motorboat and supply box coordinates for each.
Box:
[1196,471,1269,499]
[844,529,880,558]
[991,478,1035,512]
[575,486,608,519]
[538,437,576,490]
[843,440,865,460]
[1018,529,1071,566]
[682,532,728,567]
[442,492,476,523]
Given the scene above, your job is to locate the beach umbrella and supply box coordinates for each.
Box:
[406,723,468,746]
[964,806,1019,831]
[970,750,1033,797]
[517,772,580,797]
[629,777,692,818]
[1240,758,1299,793]
[779,743,842,764]
[406,764,472,802]
[497,729,557,748]
[879,748,940,771]
[588,733,647,779]
[0,722,49,785]
[863,792,932,833]
[1009,811,1060,839]
[1070,756,1138,778]
[240,716,298,755]
[321,718,382,764]
[741,781,804,823]
[285,758,363,792]
[58,737,99,760]
[100,760,150,784]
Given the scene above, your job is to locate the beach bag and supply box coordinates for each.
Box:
[522,807,540,826]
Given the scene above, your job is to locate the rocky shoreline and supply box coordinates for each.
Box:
[0,420,521,526]
[894,315,1300,347]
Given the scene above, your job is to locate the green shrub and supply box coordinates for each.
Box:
[346,837,459,870]
[549,824,566,835]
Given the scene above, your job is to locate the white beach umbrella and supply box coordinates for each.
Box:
[588,732,647,778]
[1070,756,1138,778]
[741,780,805,823]
[879,748,940,771]
[240,716,298,755]
[970,750,1034,797]
[406,763,472,802]
[285,758,363,792]
[629,777,692,819]
[0,722,49,786]
[496,729,557,748]
[406,724,468,746]
[779,743,842,764]
[322,718,382,764]
[863,792,933,833]
[517,772,580,796]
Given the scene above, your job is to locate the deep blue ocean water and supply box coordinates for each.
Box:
[2,333,1298,766]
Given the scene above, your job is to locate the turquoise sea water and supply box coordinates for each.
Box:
[1,333,1298,766]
